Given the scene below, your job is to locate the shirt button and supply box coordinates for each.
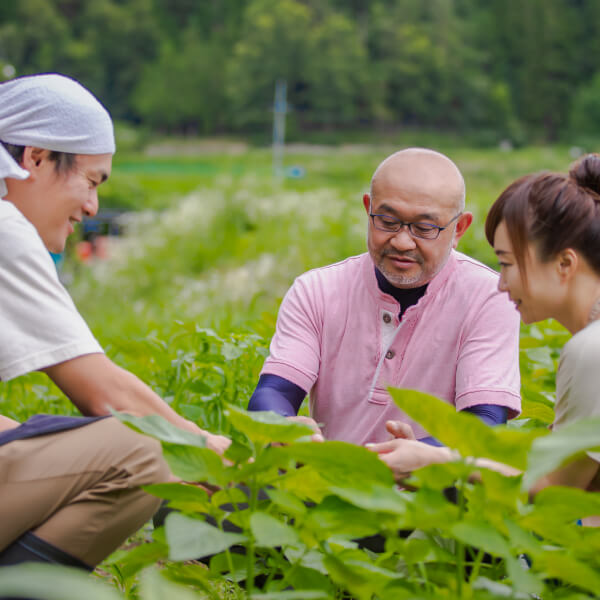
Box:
[385,350,395,359]
[383,313,392,324]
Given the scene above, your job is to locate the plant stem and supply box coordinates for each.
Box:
[246,474,259,595]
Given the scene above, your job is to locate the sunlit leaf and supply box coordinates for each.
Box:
[450,520,511,558]
[389,388,544,469]
[113,411,207,448]
[225,405,313,444]
[523,417,600,489]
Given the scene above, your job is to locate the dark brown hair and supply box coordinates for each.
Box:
[485,153,600,280]
[1,141,76,174]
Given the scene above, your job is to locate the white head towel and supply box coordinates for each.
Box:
[0,73,115,197]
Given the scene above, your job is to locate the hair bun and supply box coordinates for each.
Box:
[569,153,600,196]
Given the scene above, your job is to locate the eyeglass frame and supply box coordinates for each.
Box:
[368,208,463,240]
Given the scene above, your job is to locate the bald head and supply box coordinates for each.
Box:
[370,148,465,212]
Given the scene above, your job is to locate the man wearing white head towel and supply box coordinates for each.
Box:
[0,74,229,580]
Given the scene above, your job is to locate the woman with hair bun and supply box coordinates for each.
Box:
[368,154,600,500]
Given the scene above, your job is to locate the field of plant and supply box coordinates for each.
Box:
[1,140,599,600]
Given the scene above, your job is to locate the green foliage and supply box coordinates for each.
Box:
[3,147,600,597]
[4,0,600,140]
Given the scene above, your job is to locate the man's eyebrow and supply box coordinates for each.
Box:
[376,203,439,221]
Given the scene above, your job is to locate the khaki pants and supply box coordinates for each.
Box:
[0,418,170,566]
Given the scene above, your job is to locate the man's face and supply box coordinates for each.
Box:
[363,158,471,288]
[25,151,112,253]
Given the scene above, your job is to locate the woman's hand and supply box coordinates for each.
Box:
[366,438,452,482]
[202,432,232,455]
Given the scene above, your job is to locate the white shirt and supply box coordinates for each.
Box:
[0,199,102,382]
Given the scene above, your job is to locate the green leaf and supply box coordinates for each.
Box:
[523,417,600,489]
[303,495,387,539]
[389,388,544,469]
[0,564,121,600]
[252,592,332,600]
[221,341,243,360]
[165,512,246,561]
[113,411,207,448]
[143,482,213,514]
[250,512,300,547]
[266,488,308,517]
[328,482,406,513]
[505,555,544,595]
[161,443,228,487]
[225,405,313,444]
[103,541,168,581]
[323,554,400,600]
[533,485,600,522]
[272,441,395,487]
[139,568,203,600]
[450,520,511,558]
[534,550,600,594]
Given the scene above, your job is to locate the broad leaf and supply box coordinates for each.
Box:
[113,411,207,448]
[250,512,300,547]
[225,405,313,444]
[389,388,544,469]
[161,443,228,487]
[0,564,121,600]
[523,417,600,489]
[165,512,246,561]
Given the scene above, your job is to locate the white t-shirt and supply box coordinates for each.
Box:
[554,319,600,462]
[0,199,102,382]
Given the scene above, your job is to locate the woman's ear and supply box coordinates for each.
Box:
[556,248,578,281]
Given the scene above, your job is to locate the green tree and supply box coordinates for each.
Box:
[226,0,313,130]
[132,29,227,134]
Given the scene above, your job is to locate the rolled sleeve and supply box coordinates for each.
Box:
[455,289,521,418]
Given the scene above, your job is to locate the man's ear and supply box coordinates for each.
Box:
[363,193,371,214]
[452,212,473,248]
[21,147,48,174]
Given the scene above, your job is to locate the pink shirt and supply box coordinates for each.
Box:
[261,251,521,445]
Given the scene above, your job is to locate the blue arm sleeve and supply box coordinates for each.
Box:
[247,374,306,417]
[418,404,508,447]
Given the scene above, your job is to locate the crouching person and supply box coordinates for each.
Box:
[0,74,229,580]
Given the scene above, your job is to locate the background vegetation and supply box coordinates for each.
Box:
[2,0,600,145]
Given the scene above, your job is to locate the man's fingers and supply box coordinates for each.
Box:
[385,420,416,440]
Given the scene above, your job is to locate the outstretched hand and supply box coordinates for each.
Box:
[366,438,451,482]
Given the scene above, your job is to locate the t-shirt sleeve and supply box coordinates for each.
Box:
[454,288,521,417]
[0,215,103,381]
[260,276,322,393]
[554,323,600,462]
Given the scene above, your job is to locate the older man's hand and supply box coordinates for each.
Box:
[385,420,416,440]
[287,415,324,442]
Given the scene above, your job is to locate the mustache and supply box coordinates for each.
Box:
[382,249,424,265]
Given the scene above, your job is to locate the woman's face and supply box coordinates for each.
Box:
[493,221,561,324]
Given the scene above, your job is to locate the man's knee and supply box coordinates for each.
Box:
[97,418,171,487]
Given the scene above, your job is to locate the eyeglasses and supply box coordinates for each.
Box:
[369,211,462,240]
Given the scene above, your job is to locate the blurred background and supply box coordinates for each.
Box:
[0,0,584,431]
[2,0,600,148]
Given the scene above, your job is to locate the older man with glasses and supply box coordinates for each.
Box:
[248,147,521,449]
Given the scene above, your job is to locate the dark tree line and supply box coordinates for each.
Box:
[1,0,599,144]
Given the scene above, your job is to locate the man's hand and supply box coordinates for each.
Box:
[366,438,452,482]
[385,420,416,440]
[201,431,232,454]
[287,416,324,442]
[0,415,19,433]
